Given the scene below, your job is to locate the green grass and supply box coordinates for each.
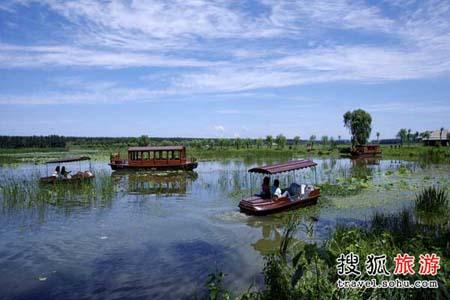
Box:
[415,186,448,213]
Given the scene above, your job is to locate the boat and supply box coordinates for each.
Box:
[350,144,381,157]
[40,156,95,184]
[109,146,198,171]
[239,160,320,216]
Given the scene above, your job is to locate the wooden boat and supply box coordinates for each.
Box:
[109,146,198,171]
[350,144,381,157]
[40,156,95,184]
[239,160,320,216]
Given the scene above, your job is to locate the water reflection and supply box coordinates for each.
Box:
[112,171,198,196]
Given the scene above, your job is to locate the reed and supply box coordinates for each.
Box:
[415,186,448,212]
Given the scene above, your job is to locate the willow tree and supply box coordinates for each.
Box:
[343,109,372,146]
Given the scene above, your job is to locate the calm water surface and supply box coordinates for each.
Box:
[1,157,449,299]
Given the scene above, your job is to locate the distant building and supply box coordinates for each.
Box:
[423,129,449,146]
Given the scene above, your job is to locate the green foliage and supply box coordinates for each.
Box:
[206,271,230,300]
[318,177,371,197]
[0,135,66,148]
[343,109,372,146]
[275,134,287,149]
[415,186,448,213]
[137,135,150,146]
[265,136,273,149]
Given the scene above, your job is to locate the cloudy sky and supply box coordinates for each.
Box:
[0,0,449,138]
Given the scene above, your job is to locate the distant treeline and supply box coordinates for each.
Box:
[1,135,404,149]
[0,135,66,148]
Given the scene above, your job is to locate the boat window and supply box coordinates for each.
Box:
[149,151,154,159]
[143,152,149,160]
[155,151,160,159]
[162,151,167,159]
[173,151,180,160]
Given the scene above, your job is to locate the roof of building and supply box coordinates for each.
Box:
[248,159,317,174]
[423,129,449,141]
[128,146,185,151]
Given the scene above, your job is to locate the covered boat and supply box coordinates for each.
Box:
[350,144,381,157]
[40,156,95,184]
[239,160,320,215]
[109,146,198,171]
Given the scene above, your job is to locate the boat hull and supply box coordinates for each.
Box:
[39,175,95,184]
[239,189,320,216]
[109,162,198,171]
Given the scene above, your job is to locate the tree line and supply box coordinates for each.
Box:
[0,135,66,148]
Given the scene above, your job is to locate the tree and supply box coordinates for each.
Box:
[266,135,273,149]
[420,131,430,140]
[137,135,150,146]
[397,129,408,145]
[309,135,316,149]
[440,127,444,140]
[256,138,263,149]
[275,134,287,149]
[343,109,372,146]
[321,135,329,145]
[293,136,300,148]
[407,129,412,145]
[376,132,380,143]
[235,138,242,150]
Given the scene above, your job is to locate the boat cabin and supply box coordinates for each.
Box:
[351,144,382,157]
[109,146,198,171]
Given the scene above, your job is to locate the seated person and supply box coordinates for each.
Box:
[52,166,60,177]
[60,166,72,179]
[272,179,290,199]
[259,176,271,199]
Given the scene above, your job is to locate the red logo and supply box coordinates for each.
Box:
[393,253,415,275]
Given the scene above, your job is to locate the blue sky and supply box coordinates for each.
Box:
[0,0,449,139]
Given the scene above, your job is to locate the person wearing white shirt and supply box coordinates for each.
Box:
[272,179,290,199]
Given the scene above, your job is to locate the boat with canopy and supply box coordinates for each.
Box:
[109,146,197,171]
[238,159,320,215]
[40,156,95,184]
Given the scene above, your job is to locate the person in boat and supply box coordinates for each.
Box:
[52,166,60,177]
[272,179,290,199]
[259,176,271,199]
[60,166,72,179]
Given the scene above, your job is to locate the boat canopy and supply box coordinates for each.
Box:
[45,156,91,164]
[248,159,317,174]
[128,146,185,152]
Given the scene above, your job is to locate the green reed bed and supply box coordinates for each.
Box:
[0,171,117,211]
[208,209,450,300]
[415,186,449,213]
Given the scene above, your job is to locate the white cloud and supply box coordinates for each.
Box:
[1,0,450,103]
[213,125,225,132]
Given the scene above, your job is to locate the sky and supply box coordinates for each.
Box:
[0,0,449,139]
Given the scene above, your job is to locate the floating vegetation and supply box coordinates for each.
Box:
[318,177,371,197]
[415,186,448,213]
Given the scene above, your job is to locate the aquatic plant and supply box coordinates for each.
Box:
[415,186,448,213]
[208,209,450,299]
[318,177,371,197]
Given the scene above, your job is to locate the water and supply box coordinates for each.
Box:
[0,157,449,299]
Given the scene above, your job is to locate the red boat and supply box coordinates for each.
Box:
[109,146,198,171]
[350,144,381,157]
[239,160,320,216]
